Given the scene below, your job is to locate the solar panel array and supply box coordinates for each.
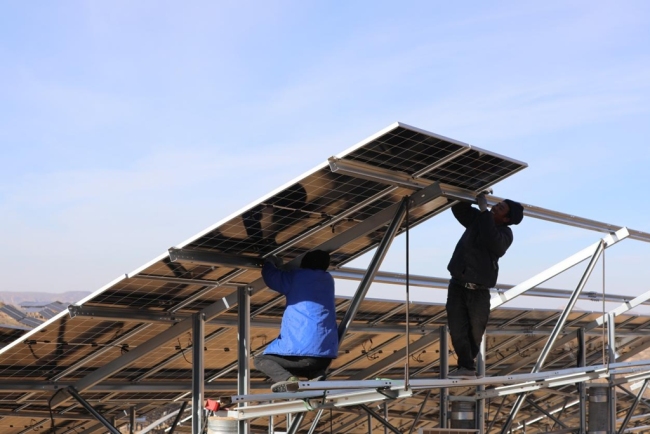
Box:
[3,122,646,433]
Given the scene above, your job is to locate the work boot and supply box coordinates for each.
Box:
[448,367,476,380]
[271,376,299,393]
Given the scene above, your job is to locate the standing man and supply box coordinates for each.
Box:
[446,193,524,379]
[254,250,339,392]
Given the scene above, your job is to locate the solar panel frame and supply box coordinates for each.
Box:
[14,122,631,434]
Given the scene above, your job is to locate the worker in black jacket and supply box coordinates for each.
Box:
[446,193,524,379]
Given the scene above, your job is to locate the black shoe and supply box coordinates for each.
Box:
[448,367,476,379]
[271,376,299,393]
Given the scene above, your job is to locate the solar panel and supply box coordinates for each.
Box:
[15,121,642,434]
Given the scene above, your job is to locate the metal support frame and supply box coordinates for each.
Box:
[287,412,305,434]
[618,379,650,434]
[129,406,135,434]
[500,239,606,434]
[440,325,449,428]
[491,228,629,310]
[476,338,486,432]
[608,313,618,434]
[358,404,402,434]
[524,398,568,429]
[384,401,389,434]
[348,331,440,381]
[237,286,251,434]
[169,401,188,434]
[338,196,410,343]
[578,328,587,434]
[192,312,205,434]
[66,386,121,434]
[27,154,648,432]
[408,390,432,434]
[608,312,618,363]
[229,387,413,420]
[498,285,650,376]
[332,265,650,307]
[49,179,439,409]
[404,197,411,390]
[168,248,264,269]
[307,409,324,434]
[328,156,650,242]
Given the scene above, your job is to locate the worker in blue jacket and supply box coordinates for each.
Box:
[254,250,339,393]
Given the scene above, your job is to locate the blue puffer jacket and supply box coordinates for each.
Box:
[261,262,339,358]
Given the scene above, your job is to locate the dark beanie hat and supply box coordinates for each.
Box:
[300,250,331,271]
[504,199,524,225]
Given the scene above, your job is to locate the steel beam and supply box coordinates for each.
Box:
[328,156,650,241]
[497,286,650,376]
[578,328,587,434]
[439,325,449,428]
[287,412,305,434]
[491,228,628,309]
[128,406,135,434]
[358,404,402,434]
[618,379,649,434]
[499,239,606,434]
[407,390,431,434]
[307,409,324,434]
[332,266,647,306]
[228,387,412,420]
[338,196,409,343]
[168,401,188,434]
[476,338,486,432]
[192,312,205,434]
[348,331,440,380]
[525,398,568,429]
[66,387,121,434]
[238,286,250,434]
[51,179,443,410]
[168,248,264,269]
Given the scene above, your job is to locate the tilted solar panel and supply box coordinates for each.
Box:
[0,122,530,433]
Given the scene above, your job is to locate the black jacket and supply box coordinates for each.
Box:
[447,202,513,288]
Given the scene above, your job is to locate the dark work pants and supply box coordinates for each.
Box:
[445,280,491,370]
[253,354,332,383]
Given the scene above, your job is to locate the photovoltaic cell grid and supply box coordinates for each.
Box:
[0,304,649,433]
[0,123,536,433]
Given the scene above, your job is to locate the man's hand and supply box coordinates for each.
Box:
[265,254,284,269]
[476,191,488,212]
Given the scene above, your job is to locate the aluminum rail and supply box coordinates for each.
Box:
[499,239,606,434]
[330,156,650,242]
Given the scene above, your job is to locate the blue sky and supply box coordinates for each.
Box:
[1,1,649,312]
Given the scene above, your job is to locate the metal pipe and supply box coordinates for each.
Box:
[500,239,605,434]
[337,196,409,343]
[65,387,121,434]
[168,401,188,434]
[440,325,449,428]
[408,390,432,434]
[358,404,402,434]
[618,379,650,434]
[307,409,324,434]
[578,328,587,434]
[129,406,135,434]
[192,312,205,434]
[405,197,411,390]
[286,412,305,434]
[237,286,251,434]
[476,339,486,432]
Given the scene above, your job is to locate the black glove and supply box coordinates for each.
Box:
[265,254,284,269]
